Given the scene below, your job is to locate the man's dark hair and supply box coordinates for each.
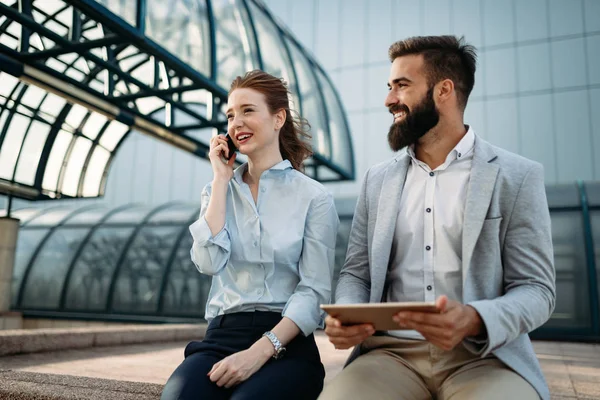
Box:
[388,35,477,110]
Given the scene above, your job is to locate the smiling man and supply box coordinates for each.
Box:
[319,36,556,400]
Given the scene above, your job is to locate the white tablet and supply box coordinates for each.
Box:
[320,301,439,331]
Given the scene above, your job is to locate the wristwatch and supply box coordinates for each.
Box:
[262,331,286,359]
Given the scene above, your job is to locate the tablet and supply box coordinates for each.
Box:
[320,301,439,331]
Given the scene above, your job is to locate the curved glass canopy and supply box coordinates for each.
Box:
[0,0,355,201]
[9,202,352,320]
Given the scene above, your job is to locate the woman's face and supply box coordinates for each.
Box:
[226,88,283,158]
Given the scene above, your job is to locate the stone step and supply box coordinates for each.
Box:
[0,324,206,357]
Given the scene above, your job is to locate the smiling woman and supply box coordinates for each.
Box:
[160,70,340,400]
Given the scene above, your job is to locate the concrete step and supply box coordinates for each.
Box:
[0,324,206,357]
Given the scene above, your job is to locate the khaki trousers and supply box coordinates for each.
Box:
[319,335,539,400]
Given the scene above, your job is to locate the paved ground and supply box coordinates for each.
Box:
[0,333,598,399]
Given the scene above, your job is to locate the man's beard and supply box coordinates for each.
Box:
[387,87,440,152]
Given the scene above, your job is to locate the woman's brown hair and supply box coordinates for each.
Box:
[229,70,312,171]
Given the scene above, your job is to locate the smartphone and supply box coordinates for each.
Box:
[223,133,237,160]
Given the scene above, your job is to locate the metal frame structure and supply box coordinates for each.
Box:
[0,0,355,202]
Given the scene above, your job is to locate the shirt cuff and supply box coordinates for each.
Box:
[282,295,322,337]
[189,216,229,248]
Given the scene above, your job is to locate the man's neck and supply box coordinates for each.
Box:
[414,120,467,170]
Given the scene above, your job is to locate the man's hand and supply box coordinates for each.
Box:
[324,315,375,349]
[393,296,484,351]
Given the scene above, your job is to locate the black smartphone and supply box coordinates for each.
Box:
[223,133,237,160]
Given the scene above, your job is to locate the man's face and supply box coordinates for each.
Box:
[385,55,440,151]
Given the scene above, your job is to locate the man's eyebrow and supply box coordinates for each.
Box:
[387,77,413,88]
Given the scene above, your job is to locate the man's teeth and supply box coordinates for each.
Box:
[394,112,405,119]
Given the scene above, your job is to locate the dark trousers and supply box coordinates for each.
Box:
[161,311,325,400]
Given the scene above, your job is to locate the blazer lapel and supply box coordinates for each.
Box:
[462,137,499,288]
[370,153,410,302]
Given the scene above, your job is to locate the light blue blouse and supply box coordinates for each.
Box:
[189,160,339,335]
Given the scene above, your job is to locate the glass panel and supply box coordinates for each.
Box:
[161,232,210,316]
[61,136,93,196]
[212,0,260,88]
[104,206,154,224]
[517,43,552,93]
[20,86,46,109]
[99,120,129,151]
[111,226,180,313]
[65,103,89,131]
[11,229,49,307]
[14,120,50,186]
[246,2,299,110]
[96,0,137,26]
[42,129,73,193]
[82,112,108,140]
[316,70,353,173]
[546,211,591,330]
[591,211,600,315]
[26,207,73,227]
[0,73,20,98]
[0,114,28,180]
[82,146,110,197]
[39,93,67,120]
[287,41,330,159]
[11,208,44,225]
[21,227,90,309]
[64,227,135,311]
[147,205,197,224]
[146,0,210,76]
[64,207,110,225]
[551,38,587,89]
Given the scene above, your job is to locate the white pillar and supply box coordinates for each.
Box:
[0,217,19,313]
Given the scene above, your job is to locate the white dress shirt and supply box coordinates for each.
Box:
[387,127,475,339]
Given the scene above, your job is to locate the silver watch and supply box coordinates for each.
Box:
[262,331,286,359]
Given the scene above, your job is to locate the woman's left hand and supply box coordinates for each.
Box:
[207,342,273,388]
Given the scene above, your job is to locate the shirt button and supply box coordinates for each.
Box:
[426,208,431,213]
[253,241,258,247]
[261,187,266,192]
[458,152,462,158]
[427,285,432,291]
[426,245,431,251]
[429,172,434,177]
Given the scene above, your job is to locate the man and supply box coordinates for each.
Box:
[320,36,555,400]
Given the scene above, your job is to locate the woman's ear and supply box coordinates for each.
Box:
[275,109,286,130]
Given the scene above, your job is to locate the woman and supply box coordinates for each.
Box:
[161,70,339,400]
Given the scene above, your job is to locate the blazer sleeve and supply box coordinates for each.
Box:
[466,163,556,356]
[335,169,372,304]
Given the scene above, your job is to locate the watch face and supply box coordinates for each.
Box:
[275,347,286,359]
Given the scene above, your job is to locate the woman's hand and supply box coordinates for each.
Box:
[208,135,236,182]
[208,339,274,388]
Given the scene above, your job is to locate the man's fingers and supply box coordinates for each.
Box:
[325,315,341,328]
[325,323,374,338]
[328,333,370,349]
[395,311,448,328]
[436,295,448,312]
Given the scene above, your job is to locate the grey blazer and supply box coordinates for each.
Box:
[335,135,556,400]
